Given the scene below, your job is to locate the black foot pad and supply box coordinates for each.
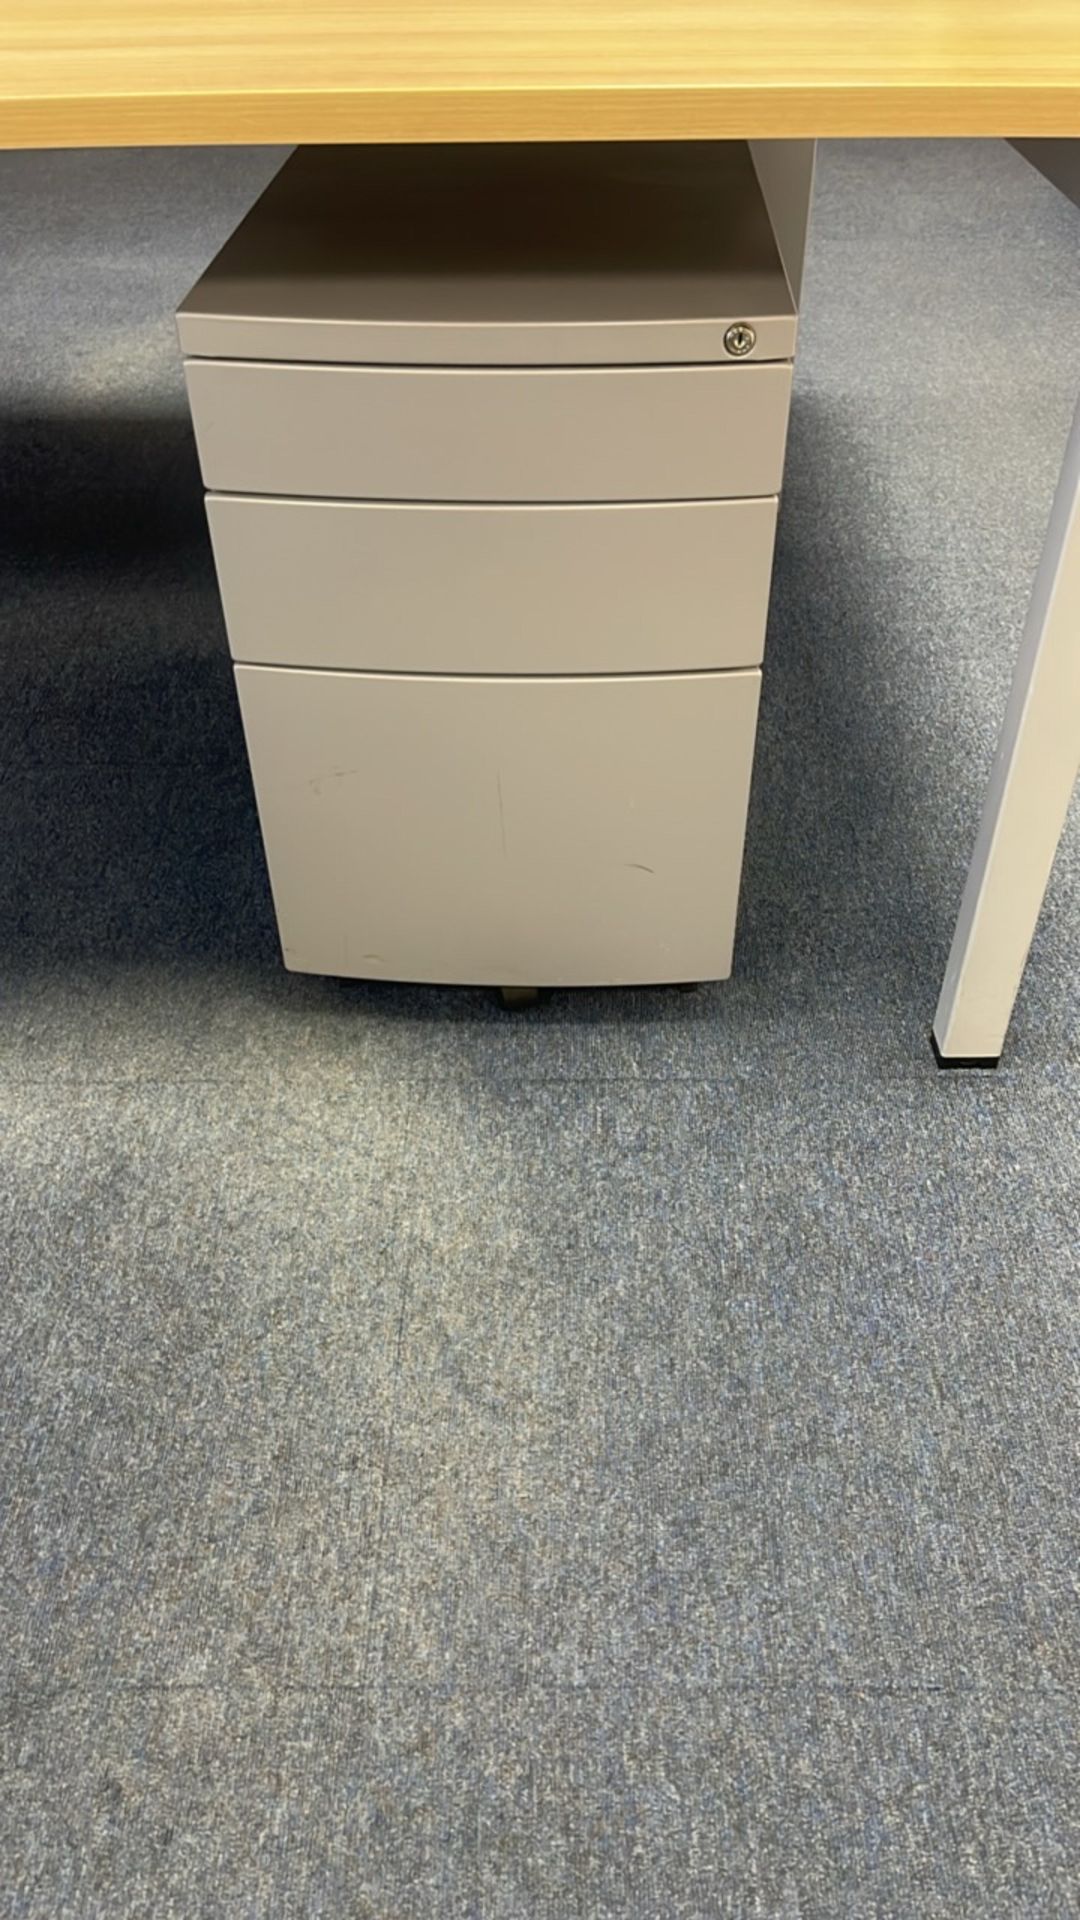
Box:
[499,986,542,1011]
[931,1032,1000,1070]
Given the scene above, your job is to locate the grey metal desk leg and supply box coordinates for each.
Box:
[933,396,1080,1066]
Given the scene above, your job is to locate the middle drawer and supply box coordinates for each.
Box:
[207,493,779,674]
[185,358,792,503]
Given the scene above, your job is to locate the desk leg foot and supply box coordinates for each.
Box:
[932,395,1080,1064]
[930,1032,999,1070]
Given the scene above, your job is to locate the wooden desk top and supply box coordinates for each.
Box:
[3,1,1079,151]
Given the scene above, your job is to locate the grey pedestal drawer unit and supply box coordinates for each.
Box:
[179,140,800,990]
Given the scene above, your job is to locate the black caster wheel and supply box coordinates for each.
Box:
[498,985,541,1011]
[674,982,701,994]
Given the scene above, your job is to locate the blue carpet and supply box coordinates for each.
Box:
[1,140,1078,1918]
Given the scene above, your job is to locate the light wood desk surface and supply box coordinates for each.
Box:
[2,2,1079,151]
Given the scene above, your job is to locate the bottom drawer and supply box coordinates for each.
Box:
[236,665,761,987]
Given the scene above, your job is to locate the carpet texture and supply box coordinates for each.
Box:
[1,140,1078,1918]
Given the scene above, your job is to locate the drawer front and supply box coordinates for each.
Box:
[186,359,792,503]
[177,140,799,368]
[209,495,778,673]
[236,666,761,986]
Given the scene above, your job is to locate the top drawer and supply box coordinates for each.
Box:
[185,358,792,503]
[177,141,797,368]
